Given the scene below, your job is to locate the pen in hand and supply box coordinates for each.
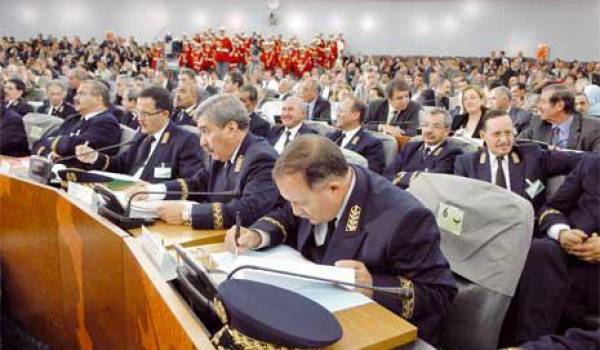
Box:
[234,211,241,256]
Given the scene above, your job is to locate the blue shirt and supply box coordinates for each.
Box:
[551,115,573,148]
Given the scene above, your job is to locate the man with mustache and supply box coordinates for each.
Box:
[454,109,582,236]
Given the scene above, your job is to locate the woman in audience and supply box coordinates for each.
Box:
[451,85,488,139]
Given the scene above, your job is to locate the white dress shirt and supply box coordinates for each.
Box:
[132,121,169,179]
[274,123,303,154]
[386,103,397,124]
[488,150,511,191]
[339,126,361,149]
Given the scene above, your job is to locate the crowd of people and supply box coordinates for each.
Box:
[1,29,599,349]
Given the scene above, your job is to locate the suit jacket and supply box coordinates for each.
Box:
[90,121,204,183]
[163,133,280,230]
[31,110,121,168]
[509,106,533,134]
[6,99,33,117]
[251,165,457,343]
[384,140,463,188]
[0,106,30,157]
[117,110,140,130]
[308,96,331,124]
[520,328,600,350]
[454,144,582,219]
[364,99,421,136]
[36,101,77,120]
[539,152,599,236]
[518,113,600,152]
[327,128,385,174]
[249,111,271,138]
[171,107,197,127]
[451,108,487,139]
[266,123,319,146]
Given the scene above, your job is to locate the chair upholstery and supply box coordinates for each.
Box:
[22,113,64,148]
[341,148,368,168]
[306,121,336,136]
[118,124,136,154]
[368,131,398,168]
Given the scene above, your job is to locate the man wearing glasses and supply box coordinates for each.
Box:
[383,108,463,188]
[76,87,204,183]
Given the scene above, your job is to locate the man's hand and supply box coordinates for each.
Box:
[124,182,151,200]
[156,201,187,225]
[224,226,262,254]
[75,142,97,164]
[570,234,600,263]
[379,124,405,139]
[335,260,374,298]
[559,229,587,252]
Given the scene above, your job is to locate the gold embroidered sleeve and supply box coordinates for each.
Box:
[212,203,224,229]
[176,179,189,200]
[101,154,111,171]
[258,216,288,243]
[539,208,561,224]
[51,136,61,154]
[398,276,415,319]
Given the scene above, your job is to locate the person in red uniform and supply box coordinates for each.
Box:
[150,42,164,69]
[214,27,232,79]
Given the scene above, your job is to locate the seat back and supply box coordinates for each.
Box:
[306,121,335,136]
[259,100,283,125]
[546,175,567,200]
[118,124,137,154]
[409,173,534,350]
[341,149,368,168]
[368,131,398,167]
[22,113,64,148]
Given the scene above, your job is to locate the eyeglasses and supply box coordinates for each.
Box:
[138,109,165,117]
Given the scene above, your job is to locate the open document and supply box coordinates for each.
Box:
[210,245,372,312]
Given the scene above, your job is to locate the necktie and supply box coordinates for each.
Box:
[495,156,507,189]
[424,147,431,157]
[306,104,311,120]
[336,133,346,146]
[283,130,292,147]
[130,135,155,175]
[551,127,564,148]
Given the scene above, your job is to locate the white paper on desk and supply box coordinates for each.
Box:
[211,246,371,312]
[107,190,160,219]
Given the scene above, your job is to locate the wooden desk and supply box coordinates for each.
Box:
[129,222,226,248]
[195,243,418,350]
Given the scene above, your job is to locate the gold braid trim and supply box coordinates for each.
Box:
[212,203,224,229]
[176,179,189,200]
[398,276,415,319]
[259,216,288,243]
[392,171,406,185]
[101,154,111,171]
[211,325,311,350]
[539,208,561,225]
[36,146,46,156]
[51,136,61,154]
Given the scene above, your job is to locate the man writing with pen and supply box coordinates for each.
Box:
[123,94,280,230]
[75,86,204,182]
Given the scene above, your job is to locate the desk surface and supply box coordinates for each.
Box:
[129,222,226,248]
[193,243,418,350]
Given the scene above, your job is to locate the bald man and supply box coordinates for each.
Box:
[267,96,319,154]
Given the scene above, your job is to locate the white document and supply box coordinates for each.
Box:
[88,170,139,182]
[112,191,160,219]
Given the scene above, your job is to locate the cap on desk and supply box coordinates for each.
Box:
[56,169,112,183]
[211,279,343,349]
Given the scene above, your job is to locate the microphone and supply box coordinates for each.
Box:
[226,264,414,299]
[54,139,136,163]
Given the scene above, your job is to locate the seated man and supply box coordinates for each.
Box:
[4,78,33,117]
[238,84,271,138]
[489,85,532,134]
[267,96,319,154]
[75,87,204,182]
[226,135,457,344]
[31,80,121,168]
[171,81,200,126]
[117,90,140,130]
[519,83,600,152]
[0,86,29,157]
[141,94,280,229]
[455,110,581,234]
[504,153,599,345]
[300,77,331,123]
[37,80,77,119]
[365,78,422,137]
[384,108,463,188]
[327,96,385,174]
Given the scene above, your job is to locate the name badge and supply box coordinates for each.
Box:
[154,164,172,179]
[525,179,545,199]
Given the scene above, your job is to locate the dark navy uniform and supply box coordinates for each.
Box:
[31,110,121,168]
[519,328,600,350]
[327,128,385,174]
[384,140,463,188]
[454,144,582,227]
[251,165,457,343]
[88,121,204,183]
[163,133,279,229]
[36,101,77,119]
[5,98,33,117]
[0,106,30,157]
[248,111,271,138]
[505,153,599,344]
[266,123,319,146]
[171,106,197,127]
[117,110,140,130]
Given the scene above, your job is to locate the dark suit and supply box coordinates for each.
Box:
[251,165,457,343]
[450,108,487,139]
[327,128,385,174]
[520,328,600,350]
[5,99,33,117]
[509,106,533,134]
[171,106,197,127]
[36,101,77,120]
[117,110,140,130]
[454,144,582,224]
[163,133,279,229]
[31,109,121,168]
[249,111,271,138]
[384,140,463,188]
[506,153,599,344]
[364,99,421,136]
[89,121,204,183]
[0,106,30,157]
[518,113,600,152]
[266,123,319,146]
[307,96,331,124]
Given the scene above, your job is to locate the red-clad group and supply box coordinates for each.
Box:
[149,28,345,77]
